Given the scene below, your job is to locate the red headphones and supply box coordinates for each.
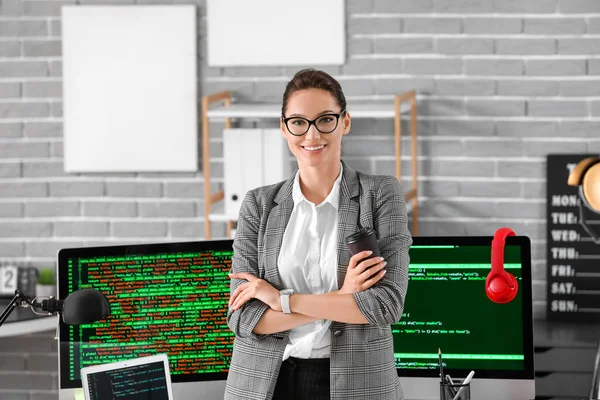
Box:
[486,227,518,304]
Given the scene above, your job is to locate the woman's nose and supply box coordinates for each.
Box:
[305,124,321,140]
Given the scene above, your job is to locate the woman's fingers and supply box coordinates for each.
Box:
[359,260,387,279]
[229,282,249,306]
[229,272,258,281]
[229,279,281,311]
[231,289,254,310]
[228,273,258,307]
[349,251,373,268]
[361,268,387,290]
[357,256,384,273]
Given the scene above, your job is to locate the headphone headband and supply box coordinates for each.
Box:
[493,227,515,244]
[491,227,515,274]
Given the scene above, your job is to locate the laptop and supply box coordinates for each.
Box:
[81,354,173,400]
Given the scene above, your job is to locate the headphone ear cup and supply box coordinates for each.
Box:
[487,227,517,304]
[486,272,518,304]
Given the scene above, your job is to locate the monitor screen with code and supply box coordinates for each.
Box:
[59,241,233,389]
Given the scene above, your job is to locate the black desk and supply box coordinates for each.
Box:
[1,313,598,398]
[534,319,600,399]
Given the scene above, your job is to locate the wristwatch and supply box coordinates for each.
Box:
[279,289,294,314]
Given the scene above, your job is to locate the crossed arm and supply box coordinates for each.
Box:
[226,177,411,339]
[229,251,386,334]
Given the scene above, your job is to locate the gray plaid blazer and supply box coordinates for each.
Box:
[225,160,412,400]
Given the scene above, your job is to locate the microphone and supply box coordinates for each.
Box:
[34,288,111,325]
[1,288,111,328]
[62,289,111,325]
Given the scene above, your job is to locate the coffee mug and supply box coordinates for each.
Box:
[345,228,380,265]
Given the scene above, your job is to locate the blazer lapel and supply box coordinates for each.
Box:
[262,176,295,290]
[336,161,361,289]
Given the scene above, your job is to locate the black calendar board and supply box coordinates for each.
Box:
[547,154,600,321]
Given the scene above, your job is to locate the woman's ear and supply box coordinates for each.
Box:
[280,118,287,138]
[342,111,351,135]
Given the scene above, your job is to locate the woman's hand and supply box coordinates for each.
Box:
[229,272,281,311]
[338,251,387,295]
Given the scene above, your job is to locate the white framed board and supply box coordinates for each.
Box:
[61,5,198,172]
[206,0,345,66]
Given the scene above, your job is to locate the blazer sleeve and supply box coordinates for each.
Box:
[353,176,412,326]
[226,190,270,340]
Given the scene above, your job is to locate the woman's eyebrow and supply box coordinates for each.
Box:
[288,110,336,118]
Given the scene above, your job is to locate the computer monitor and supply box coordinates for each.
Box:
[396,236,534,400]
[57,240,233,400]
[58,237,534,400]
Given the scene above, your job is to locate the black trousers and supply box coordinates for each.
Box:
[272,357,330,400]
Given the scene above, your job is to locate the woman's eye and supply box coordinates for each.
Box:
[319,117,333,123]
[292,120,306,126]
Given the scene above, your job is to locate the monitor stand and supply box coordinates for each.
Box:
[172,381,226,399]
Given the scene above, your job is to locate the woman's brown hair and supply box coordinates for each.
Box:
[281,68,347,117]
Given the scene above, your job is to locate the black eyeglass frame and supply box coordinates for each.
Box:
[281,111,346,136]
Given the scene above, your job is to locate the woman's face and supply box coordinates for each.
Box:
[281,88,350,170]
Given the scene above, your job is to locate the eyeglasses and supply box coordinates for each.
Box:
[282,112,345,136]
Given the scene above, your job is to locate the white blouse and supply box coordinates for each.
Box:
[277,163,343,360]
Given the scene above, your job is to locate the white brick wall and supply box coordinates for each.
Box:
[1,0,600,396]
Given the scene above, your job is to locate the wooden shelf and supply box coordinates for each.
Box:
[208,213,239,223]
[206,102,412,119]
[202,90,419,239]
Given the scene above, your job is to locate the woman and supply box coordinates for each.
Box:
[225,69,412,400]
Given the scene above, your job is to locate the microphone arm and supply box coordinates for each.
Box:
[0,290,32,328]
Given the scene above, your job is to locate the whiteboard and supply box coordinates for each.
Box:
[61,6,198,172]
[206,0,345,66]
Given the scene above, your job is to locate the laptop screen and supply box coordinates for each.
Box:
[83,356,172,400]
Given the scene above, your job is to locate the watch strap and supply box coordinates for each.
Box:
[280,290,292,314]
